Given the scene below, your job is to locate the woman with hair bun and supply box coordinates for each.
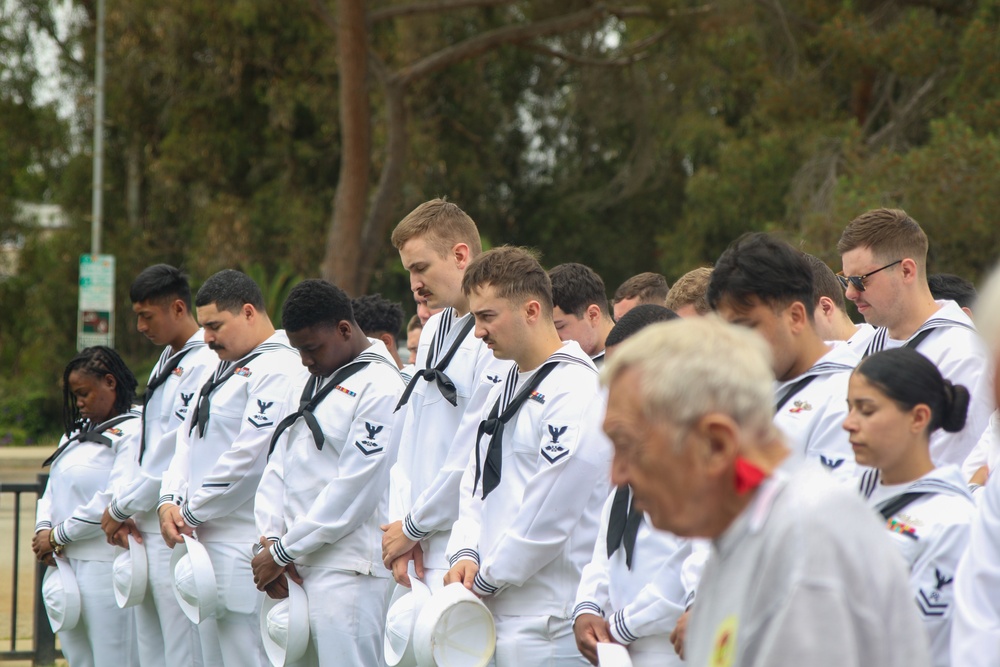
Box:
[843,347,975,667]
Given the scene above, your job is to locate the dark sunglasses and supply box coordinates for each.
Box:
[837,259,902,292]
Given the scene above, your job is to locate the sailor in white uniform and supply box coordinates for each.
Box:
[573,486,708,667]
[845,348,976,667]
[253,280,406,666]
[382,200,511,591]
[573,306,708,667]
[445,247,612,666]
[839,208,993,466]
[158,269,306,666]
[100,265,216,667]
[549,263,616,368]
[709,233,861,482]
[33,346,142,667]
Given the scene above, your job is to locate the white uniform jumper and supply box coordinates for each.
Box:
[685,459,931,667]
[862,300,993,466]
[861,466,975,667]
[159,332,306,667]
[953,459,1000,667]
[390,308,511,586]
[255,340,405,666]
[36,412,142,667]
[573,486,708,667]
[107,331,216,667]
[447,342,613,666]
[961,411,1000,498]
[773,343,860,482]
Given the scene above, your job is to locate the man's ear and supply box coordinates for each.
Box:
[524,298,542,324]
[453,243,472,270]
[900,258,920,284]
[170,298,187,319]
[690,413,740,478]
[786,300,809,335]
[817,296,836,319]
[340,321,355,341]
[586,304,602,325]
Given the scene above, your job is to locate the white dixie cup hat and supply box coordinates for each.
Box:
[413,582,496,667]
[112,533,148,608]
[384,574,431,667]
[41,556,81,632]
[170,535,217,624]
[260,574,310,667]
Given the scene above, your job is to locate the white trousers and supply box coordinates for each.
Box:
[199,541,266,667]
[629,634,684,667]
[57,558,136,667]
[135,532,203,667]
[289,566,391,667]
[491,614,590,667]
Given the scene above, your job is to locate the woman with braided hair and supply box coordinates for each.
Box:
[32,345,141,666]
[843,347,975,667]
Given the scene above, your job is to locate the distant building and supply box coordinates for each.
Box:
[1,202,70,277]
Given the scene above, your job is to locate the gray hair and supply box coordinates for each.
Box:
[602,316,776,439]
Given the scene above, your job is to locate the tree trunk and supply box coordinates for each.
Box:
[356,76,407,294]
[321,0,370,295]
[126,132,142,229]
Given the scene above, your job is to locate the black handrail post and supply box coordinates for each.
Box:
[32,472,57,667]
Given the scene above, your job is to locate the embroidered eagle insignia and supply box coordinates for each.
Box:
[541,425,570,464]
[819,455,844,470]
[247,399,276,429]
[355,421,385,457]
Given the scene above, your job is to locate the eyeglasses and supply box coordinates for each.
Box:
[837,260,902,292]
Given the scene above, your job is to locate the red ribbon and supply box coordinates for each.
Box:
[734,456,767,494]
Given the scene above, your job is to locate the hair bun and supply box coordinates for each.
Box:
[941,380,970,433]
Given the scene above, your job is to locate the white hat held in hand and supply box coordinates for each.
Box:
[384,574,431,667]
[170,535,217,624]
[112,533,148,608]
[260,574,310,666]
[41,556,81,632]
[413,582,496,667]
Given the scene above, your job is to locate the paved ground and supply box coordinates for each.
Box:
[0,444,67,665]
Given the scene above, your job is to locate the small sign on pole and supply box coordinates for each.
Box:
[78,254,115,350]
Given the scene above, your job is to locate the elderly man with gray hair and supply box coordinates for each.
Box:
[601,316,930,667]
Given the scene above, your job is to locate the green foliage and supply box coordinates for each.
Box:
[3,0,1000,406]
[240,263,304,328]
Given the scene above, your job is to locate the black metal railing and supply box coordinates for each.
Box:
[1,474,60,665]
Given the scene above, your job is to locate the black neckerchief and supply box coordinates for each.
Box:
[138,346,194,464]
[188,352,263,437]
[267,352,394,457]
[606,485,643,569]
[395,313,475,411]
[43,412,140,468]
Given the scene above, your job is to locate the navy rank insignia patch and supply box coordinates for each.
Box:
[247,399,275,428]
[234,367,252,378]
[355,421,385,456]
[541,425,570,464]
[486,374,502,384]
[819,455,844,470]
[918,568,953,616]
[175,392,195,420]
[172,366,184,376]
[789,400,812,413]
